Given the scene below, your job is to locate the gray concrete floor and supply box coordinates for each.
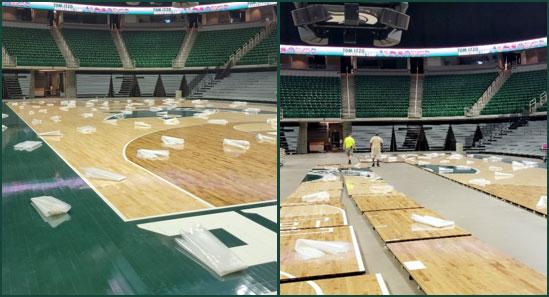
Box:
[281,152,547,294]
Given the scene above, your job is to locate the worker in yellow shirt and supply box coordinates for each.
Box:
[343,134,356,165]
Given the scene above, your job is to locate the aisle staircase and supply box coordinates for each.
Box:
[465,68,512,116]
[112,29,134,69]
[173,27,197,68]
[341,73,356,119]
[3,73,23,99]
[51,25,79,68]
[408,73,423,118]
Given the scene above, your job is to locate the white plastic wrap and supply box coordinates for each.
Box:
[59,106,69,112]
[321,174,338,182]
[38,131,62,137]
[83,167,126,182]
[156,111,168,117]
[163,118,180,126]
[488,166,502,172]
[256,133,276,144]
[439,160,450,164]
[456,165,472,170]
[2,113,9,118]
[194,109,217,120]
[418,161,430,166]
[229,101,247,108]
[208,119,228,125]
[161,135,185,147]
[134,121,151,129]
[369,184,394,194]
[466,160,474,165]
[294,239,351,260]
[2,125,7,132]
[85,101,95,107]
[50,115,61,123]
[411,214,455,228]
[104,119,118,126]
[223,139,250,150]
[266,118,277,130]
[77,126,96,134]
[387,156,398,162]
[30,196,71,217]
[243,107,261,115]
[301,191,330,202]
[485,156,503,162]
[469,178,491,187]
[31,119,42,126]
[522,160,539,167]
[137,149,169,160]
[150,106,163,112]
[448,154,463,160]
[28,111,35,115]
[14,140,43,152]
[494,172,513,180]
[536,196,547,209]
[175,225,248,277]
[511,161,527,171]
[123,109,133,115]
[438,166,454,174]
[81,112,94,118]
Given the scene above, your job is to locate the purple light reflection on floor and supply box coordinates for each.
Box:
[2,177,88,197]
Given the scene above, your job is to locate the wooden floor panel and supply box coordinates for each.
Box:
[354,193,422,212]
[280,226,365,282]
[387,236,547,294]
[126,124,276,206]
[364,208,471,243]
[280,204,347,230]
[280,274,386,295]
[7,99,275,220]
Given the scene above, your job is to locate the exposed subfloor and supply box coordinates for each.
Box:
[280,152,547,295]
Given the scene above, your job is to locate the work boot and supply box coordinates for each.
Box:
[348,160,351,165]
[376,160,380,167]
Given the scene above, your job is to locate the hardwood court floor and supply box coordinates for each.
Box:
[280,204,348,230]
[280,274,385,295]
[353,193,423,212]
[387,236,547,294]
[126,124,276,206]
[364,208,471,243]
[416,155,547,215]
[6,99,276,220]
[280,225,365,282]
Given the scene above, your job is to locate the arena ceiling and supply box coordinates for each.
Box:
[280,2,547,48]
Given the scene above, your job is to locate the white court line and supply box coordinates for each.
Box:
[280,227,334,237]
[7,104,129,221]
[241,205,277,223]
[349,225,366,272]
[376,273,390,295]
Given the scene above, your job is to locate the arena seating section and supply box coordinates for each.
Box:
[355,75,410,118]
[3,27,65,66]
[281,75,341,118]
[422,72,497,117]
[122,30,185,68]
[192,72,276,102]
[236,29,277,65]
[481,120,547,157]
[481,70,547,115]
[62,28,122,67]
[185,27,261,67]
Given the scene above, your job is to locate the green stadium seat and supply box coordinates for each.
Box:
[355,75,410,118]
[62,28,122,67]
[122,30,185,68]
[281,76,341,118]
[185,27,261,67]
[3,27,65,67]
[422,72,497,117]
[481,70,547,115]
[236,28,277,65]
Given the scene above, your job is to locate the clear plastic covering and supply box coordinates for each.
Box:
[83,167,126,182]
[369,184,394,194]
[161,135,184,146]
[2,125,7,132]
[418,161,430,166]
[266,118,277,130]
[208,119,228,125]
[38,109,47,114]
[134,121,151,129]
[194,109,217,120]
[174,224,248,277]
[301,191,330,202]
[31,119,42,125]
[456,165,472,170]
[494,171,514,180]
[14,140,43,152]
[256,133,276,144]
[223,139,250,150]
[488,166,502,172]
[156,111,168,117]
[77,126,96,134]
[536,196,547,209]
[468,178,491,187]
[28,111,35,115]
[243,107,261,115]
[30,196,71,217]
[81,112,94,118]
[411,214,455,228]
[448,154,463,160]
[104,119,118,126]
[150,106,163,112]
[50,115,61,123]
[163,118,180,125]
[439,159,450,164]
[229,101,247,108]
[511,161,534,171]
[438,166,454,174]
[484,156,503,162]
[466,160,474,165]
[137,149,169,160]
[38,131,62,137]
[294,239,351,260]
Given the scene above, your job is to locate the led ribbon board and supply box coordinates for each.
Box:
[2,2,276,15]
[280,37,547,58]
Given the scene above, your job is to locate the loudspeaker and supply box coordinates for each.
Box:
[291,5,330,26]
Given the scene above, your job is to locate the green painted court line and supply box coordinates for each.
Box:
[2,104,277,295]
